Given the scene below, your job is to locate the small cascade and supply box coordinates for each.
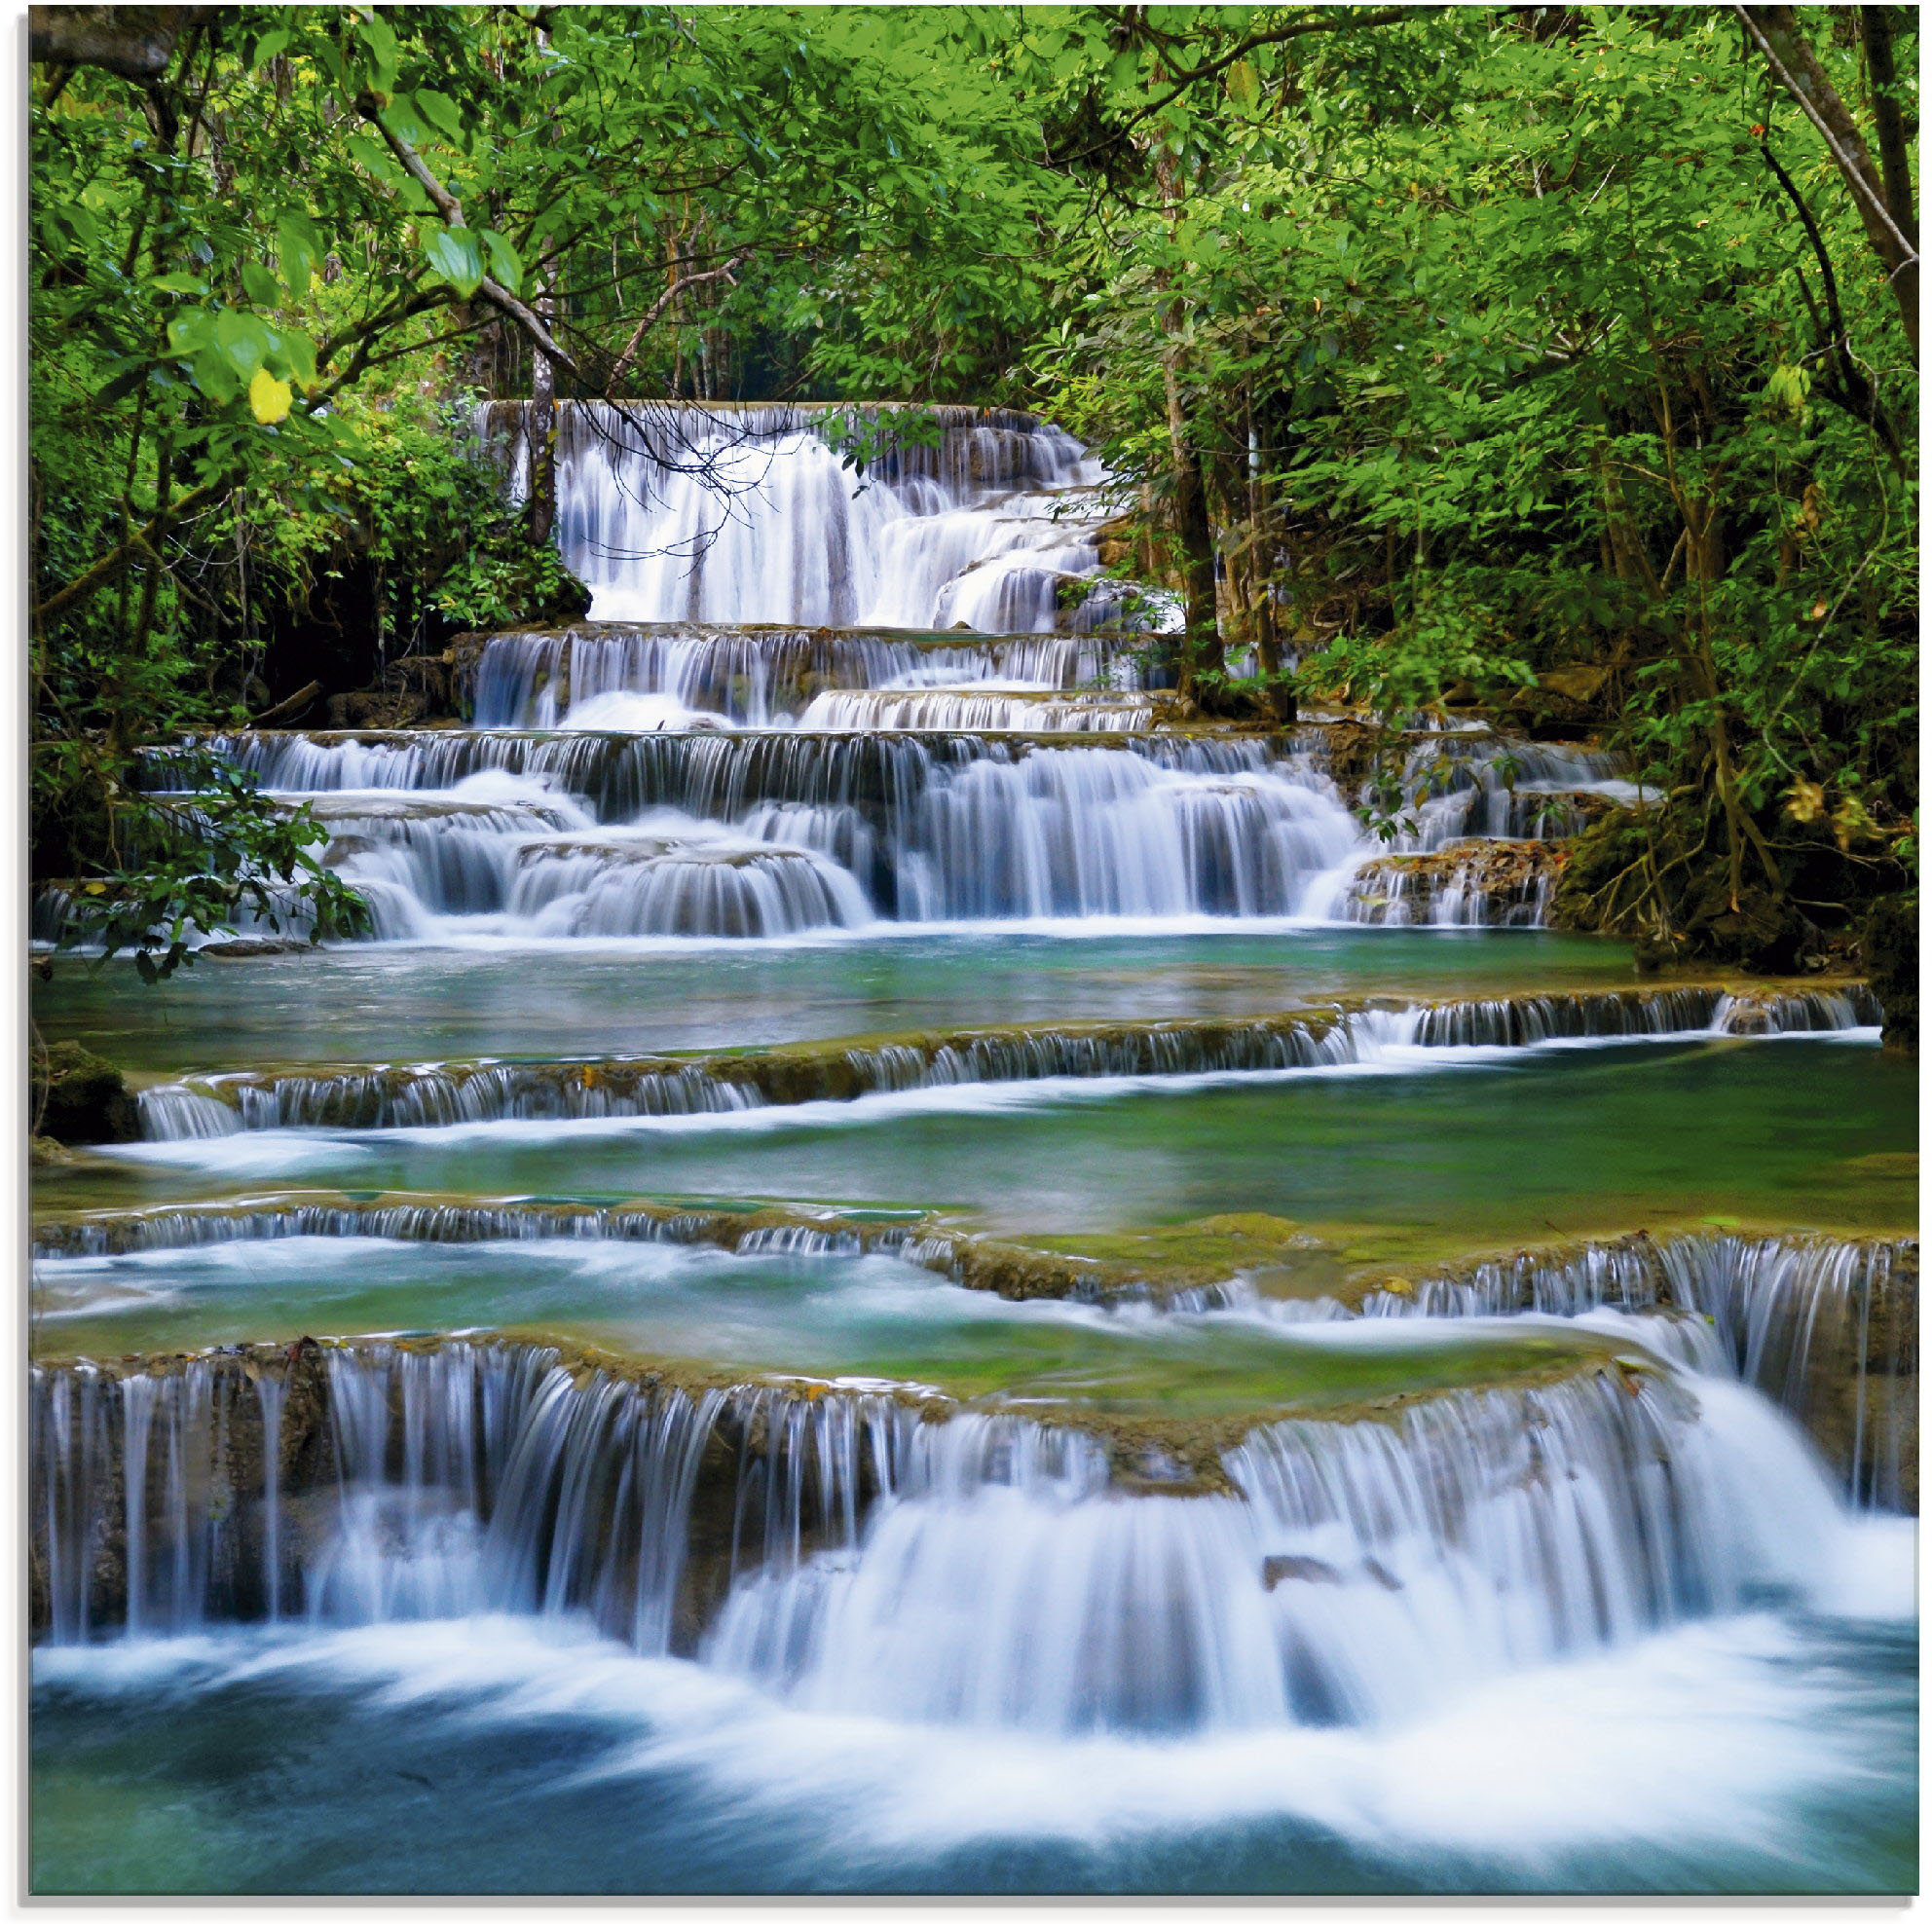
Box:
[33,1198,906,1260]
[136,1059,768,1138]
[481,400,1124,632]
[1359,1232,1917,1510]
[506,830,873,938]
[468,623,1141,729]
[29,1338,947,1649]
[125,986,1881,1141]
[795,688,1157,733]
[1220,1372,1848,1723]
[1385,735,1648,850]
[1404,983,1877,1046]
[30,1340,1874,1743]
[1331,841,1559,929]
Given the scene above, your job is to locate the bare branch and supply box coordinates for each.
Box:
[608,249,751,388]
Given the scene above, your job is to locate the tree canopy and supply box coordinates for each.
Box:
[29,4,1918,973]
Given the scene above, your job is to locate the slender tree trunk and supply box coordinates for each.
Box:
[1861,8,1917,245]
[527,264,558,546]
[1245,395,1293,723]
[1152,149,1221,704]
[1741,5,1917,352]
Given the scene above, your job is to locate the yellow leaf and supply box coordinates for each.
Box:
[248,368,292,425]
[1785,779,1825,824]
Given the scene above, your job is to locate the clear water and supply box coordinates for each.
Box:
[40,1031,1914,1253]
[28,1610,1917,1894]
[30,927,1651,1075]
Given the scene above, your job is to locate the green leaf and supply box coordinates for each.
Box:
[152,270,208,295]
[241,261,282,309]
[422,227,484,298]
[278,216,318,299]
[280,328,318,390]
[214,308,272,378]
[479,229,522,295]
[166,310,214,355]
[190,346,239,404]
[414,89,465,145]
[95,363,150,406]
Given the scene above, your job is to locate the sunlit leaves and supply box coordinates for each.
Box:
[247,366,292,424]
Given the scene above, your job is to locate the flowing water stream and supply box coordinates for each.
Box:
[30,405,1916,1896]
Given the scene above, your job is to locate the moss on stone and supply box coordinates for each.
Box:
[32,1041,138,1147]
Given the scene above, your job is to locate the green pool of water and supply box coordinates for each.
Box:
[33,926,1639,1076]
[40,1037,1916,1261]
[31,1229,1643,1423]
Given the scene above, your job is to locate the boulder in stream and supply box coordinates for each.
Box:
[31,1040,138,1145]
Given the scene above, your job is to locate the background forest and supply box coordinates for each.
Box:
[28,3,1918,992]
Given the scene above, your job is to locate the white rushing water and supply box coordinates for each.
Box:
[31,1329,1913,1892]
[32,1337,1909,1673]
[49,405,1662,949]
[104,723,1641,943]
[491,401,1123,632]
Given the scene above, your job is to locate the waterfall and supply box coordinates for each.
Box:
[1382,736,1651,850]
[95,716,1693,944]
[482,401,1120,632]
[1357,1232,1916,1511]
[1331,844,1558,929]
[32,1198,914,1259]
[129,735,1366,936]
[30,1340,1881,1743]
[467,624,1142,729]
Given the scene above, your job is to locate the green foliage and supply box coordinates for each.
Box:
[58,757,369,981]
[26,4,1921,970]
[1013,6,1915,941]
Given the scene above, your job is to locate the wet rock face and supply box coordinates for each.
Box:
[1861,893,1917,1056]
[31,1040,138,1145]
[1342,839,1563,928]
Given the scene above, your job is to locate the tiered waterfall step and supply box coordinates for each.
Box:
[124,983,1881,1137]
[32,1200,1915,1510]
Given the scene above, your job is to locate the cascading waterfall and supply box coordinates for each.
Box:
[126,736,1370,936]
[481,401,1122,632]
[32,1200,902,1260]
[29,1338,1882,1746]
[468,624,1144,729]
[1356,1231,1917,1510]
[1382,736,1651,849]
[40,408,1672,957]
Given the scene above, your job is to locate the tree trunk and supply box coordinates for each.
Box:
[527,265,558,547]
[1861,8,1917,246]
[1743,5,1917,352]
[1153,149,1221,703]
[1245,398,1293,723]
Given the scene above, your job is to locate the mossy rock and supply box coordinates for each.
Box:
[1861,893,1918,1055]
[31,1042,137,1146]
